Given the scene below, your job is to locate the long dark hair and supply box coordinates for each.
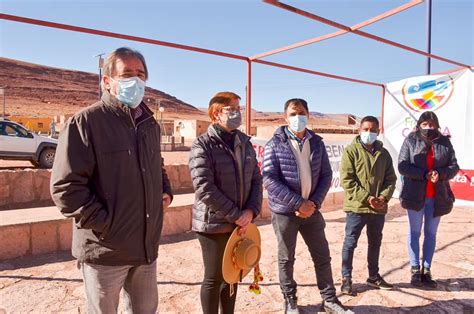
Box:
[415,111,443,143]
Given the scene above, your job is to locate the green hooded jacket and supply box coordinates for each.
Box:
[340,136,397,214]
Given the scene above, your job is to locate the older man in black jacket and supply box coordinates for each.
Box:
[51,47,172,313]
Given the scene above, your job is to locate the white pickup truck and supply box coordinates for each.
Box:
[0,119,57,168]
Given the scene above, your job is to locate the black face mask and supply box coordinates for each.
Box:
[420,128,438,139]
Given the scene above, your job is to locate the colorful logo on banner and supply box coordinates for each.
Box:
[402,76,455,112]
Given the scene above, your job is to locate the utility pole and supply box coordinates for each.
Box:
[159,106,165,136]
[95,53,105,99]
[426,0,432,75]
[0,87,5,120]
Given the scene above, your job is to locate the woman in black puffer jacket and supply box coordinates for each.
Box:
[189,91,262,314]
[398,111,459,288]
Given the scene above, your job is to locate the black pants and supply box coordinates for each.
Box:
[272,211,337,302]
[196,232,237,314]
[341,212,385,278]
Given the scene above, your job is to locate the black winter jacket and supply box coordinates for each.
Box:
[51,92,173,265]
[398,132,459,217]
[189,125,262,233]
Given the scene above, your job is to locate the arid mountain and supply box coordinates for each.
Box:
[0,57,357,130]
[0,57,205,118]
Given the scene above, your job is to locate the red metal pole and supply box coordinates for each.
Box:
[253,59,383,87]
[246,59,252,135]
[263,1,470,69]
[0,13,248,62]
[381,85,386,134]
[252,0,423,60]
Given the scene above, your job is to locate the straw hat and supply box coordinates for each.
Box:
[222,223,261,284]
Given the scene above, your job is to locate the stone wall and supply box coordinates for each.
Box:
[0,165,194,210]
[1,165,344,211]
[0,191,346,260]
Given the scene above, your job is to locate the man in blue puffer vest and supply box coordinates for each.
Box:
[263,99,351,314]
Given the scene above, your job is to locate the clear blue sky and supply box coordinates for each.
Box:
[1,0,472,116]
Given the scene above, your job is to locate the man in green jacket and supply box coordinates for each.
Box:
[340,116,397,295]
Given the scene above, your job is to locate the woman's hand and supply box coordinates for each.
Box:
[235,209,254,236]
[430,170,439,183]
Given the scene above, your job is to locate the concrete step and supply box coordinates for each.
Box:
[0,194,197,260]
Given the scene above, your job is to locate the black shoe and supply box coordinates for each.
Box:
[341,277,354,295]
[284,295,300,314]
[366,274,393,290]
[410,266,423,287]
[422,268,438,288]
[323,299,353,314]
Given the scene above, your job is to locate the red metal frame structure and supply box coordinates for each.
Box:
[259,0,470,132]
[251,0,425,60]
[0,0,470,134]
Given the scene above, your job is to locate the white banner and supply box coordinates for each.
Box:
[382,69,474,205]
[251,137,351,194]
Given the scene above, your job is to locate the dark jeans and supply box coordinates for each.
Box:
[341,212,385,279]
[272,211,337,302]
[196,232,237,314]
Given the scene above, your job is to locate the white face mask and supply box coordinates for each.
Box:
[288,115,308,133]
[360,131,378,145]
[112,76,146,108]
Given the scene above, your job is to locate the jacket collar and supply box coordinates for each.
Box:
[408,130,447,145]
[208,124,250,146]
[352,135,383,153]
[274,125,322,143]
[101,91,153,121]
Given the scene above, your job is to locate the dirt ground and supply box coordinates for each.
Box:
[0,202,472,313]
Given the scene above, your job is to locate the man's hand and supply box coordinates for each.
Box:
[162,193,172,210]
[377,196,387,204]
[296,200,316,219]
[368,196,384,210]
[235,209,254,236]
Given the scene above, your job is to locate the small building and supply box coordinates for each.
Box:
[9,116,54,134]
[174,119,210,141]
[53,114,75,133]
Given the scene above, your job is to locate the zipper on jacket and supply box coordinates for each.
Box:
[212,131,245,209]
[127,110,136,131]
[286,140,302,197]
[228,148,244,209]
[127,107,156,263]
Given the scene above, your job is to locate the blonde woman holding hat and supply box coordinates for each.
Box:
[189,91,263,314]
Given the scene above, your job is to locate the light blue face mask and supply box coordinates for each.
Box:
[360,131,378,145]
[288,115,308,133]
[114,77,146,109]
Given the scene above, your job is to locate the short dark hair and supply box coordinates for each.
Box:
[360,116,379,128]
[284,98,309,114]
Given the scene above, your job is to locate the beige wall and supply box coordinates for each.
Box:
[256,125,279,139]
